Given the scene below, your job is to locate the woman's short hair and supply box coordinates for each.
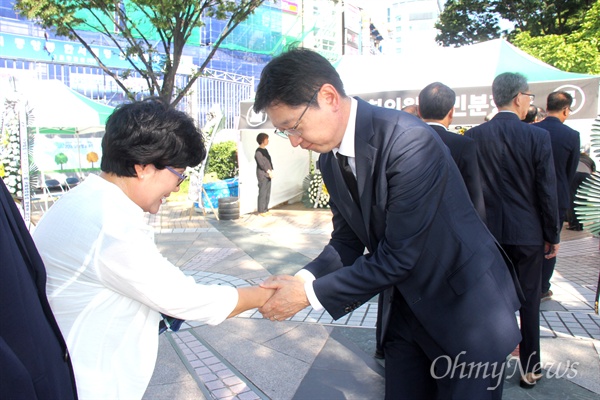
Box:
[101,98,206,177]
[256,133,269,145]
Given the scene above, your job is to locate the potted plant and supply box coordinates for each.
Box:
[199,140,239,209]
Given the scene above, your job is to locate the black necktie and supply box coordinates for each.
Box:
[337,153,360,205]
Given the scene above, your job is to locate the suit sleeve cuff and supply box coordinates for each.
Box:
[295,270,323,311]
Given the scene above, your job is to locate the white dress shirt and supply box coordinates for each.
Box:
[33,174,238,400]
[296,97,358,311]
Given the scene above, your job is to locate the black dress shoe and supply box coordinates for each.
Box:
[374,349,384,359]
[520,372,543,389]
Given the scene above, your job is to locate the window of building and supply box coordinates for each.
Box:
[409,12,434,21]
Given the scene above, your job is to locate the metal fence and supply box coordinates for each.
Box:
[193,69,254,130]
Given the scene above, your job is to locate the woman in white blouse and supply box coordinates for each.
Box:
[33,99,273,400]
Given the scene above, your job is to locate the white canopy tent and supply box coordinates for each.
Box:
[0,79,113,176]
[233,40,600,214]
[335,39,599,148]
[0,78,113,226]
[236,100,311,215]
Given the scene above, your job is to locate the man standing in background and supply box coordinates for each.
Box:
[465,72,560,388]
[418,81,486,222]
[534,91,580,302]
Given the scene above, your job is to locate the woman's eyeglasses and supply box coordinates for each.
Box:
[165,166,187,186]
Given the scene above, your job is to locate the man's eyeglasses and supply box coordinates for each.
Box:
[274,88,320,139]
[165,166,187,186]
[513,92,536,104]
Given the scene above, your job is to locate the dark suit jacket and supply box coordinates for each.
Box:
[465,112,560,246]
[533,116,580,214]
[304,99,521,363]
[427,123,486,222]
[0,180,77,399]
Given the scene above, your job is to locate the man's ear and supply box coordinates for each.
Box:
[319,84,339,110]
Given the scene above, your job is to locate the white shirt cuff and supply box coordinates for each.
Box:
[295,269,323,311]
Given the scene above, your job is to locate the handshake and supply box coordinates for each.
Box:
[256,274,310,321]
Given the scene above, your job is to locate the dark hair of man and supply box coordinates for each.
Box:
[418,82,456,120]
[401,104,419,117]
[492,72,528,107]
[101,98,206,177]
[253,48,346,113]
[523,105,538,123]
[256,132,269,145]
[546,91,573,112]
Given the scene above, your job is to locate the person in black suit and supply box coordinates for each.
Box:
[418,81,486,222]
[533,91,580,301]
[522,105,538,123]
[0,179,78,399]
[255,132,274,216]
[465,72,560,389]
[254,48,522,399]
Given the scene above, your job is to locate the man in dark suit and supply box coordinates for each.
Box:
[465,72,560,389]
[418,81,486,222]
[0,179,77,399]
[533,91,580,301]
[254,48,522,399]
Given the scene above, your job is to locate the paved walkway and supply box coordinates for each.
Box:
[141,201,599,400]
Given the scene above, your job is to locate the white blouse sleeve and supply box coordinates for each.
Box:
[95,219,238,326]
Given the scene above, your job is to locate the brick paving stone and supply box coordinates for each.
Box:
[212,387,234,398]
[144,202,599,400]
[205,380,226,390]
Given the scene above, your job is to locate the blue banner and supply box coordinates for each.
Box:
[0,32,159,69]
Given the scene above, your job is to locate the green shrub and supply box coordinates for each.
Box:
[206,141,238,180]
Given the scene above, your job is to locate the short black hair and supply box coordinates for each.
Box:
[523,105,538,123]
[256,133,269,145]
[253,48,346,112]
[418,82,456,120]
[101,98,206,177]
[546,91,573,112]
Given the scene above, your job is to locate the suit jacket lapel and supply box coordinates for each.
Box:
[354,99,378,250]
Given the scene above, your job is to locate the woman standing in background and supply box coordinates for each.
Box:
[255,133,273,216]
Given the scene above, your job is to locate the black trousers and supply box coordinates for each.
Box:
[502,244,544,375]
[257,177,271,213]
[541,211,564,294]
[384,291,505,400]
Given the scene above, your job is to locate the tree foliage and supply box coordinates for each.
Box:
[511,1,600,74]
[436,0,595,47]
[435,0,502,47]
[206,140,237,179]
[14,0,266,107]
